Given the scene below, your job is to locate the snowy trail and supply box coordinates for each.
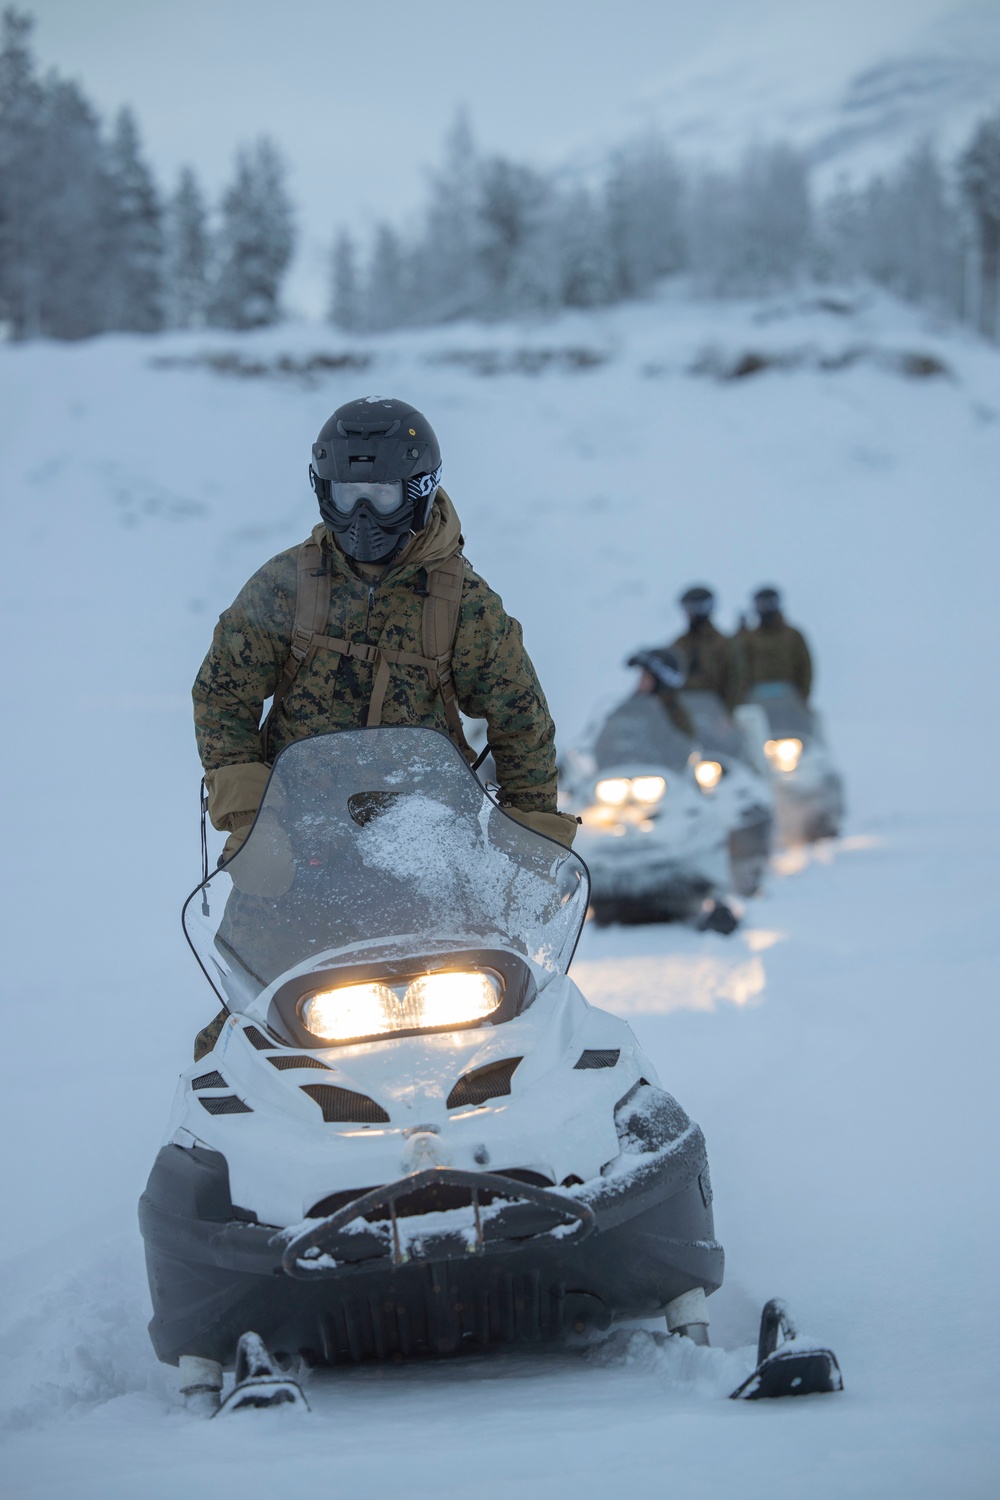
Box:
[1,292,998,1495]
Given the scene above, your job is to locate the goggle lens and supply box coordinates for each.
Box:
[330,480,404,515]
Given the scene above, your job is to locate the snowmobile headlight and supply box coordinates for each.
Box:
[403,971,502,1028]
[301,982,399,1043]
[764,737,802,773]
[695,760,724,791]
[595,778,631,805]
[631,775,666,804]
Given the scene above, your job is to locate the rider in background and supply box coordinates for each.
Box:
[670,584,737,709]
[733,586,813,704]
[627,646,695,738]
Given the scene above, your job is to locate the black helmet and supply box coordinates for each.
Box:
[753,585,782,620]
[309,396,442,563]
[680,584,714,620]
[627,646,688,690]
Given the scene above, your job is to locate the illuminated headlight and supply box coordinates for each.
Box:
[595,778,631,805]
[631,775,666,804]
[301,971,502,1043]
[695,760,723,791]
[764,737,802,773]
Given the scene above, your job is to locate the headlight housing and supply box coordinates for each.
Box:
[694,759,724,791]
[764,737,802,773]
[594,775,665,807]
[300,969,503,1044]
[595,777,631,806]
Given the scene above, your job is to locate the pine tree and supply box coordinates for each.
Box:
[329,229,359,330]
[0,6,45,337]
[104,107,164,331]
[164,166,209,327]
[960,110,1000,340]
[210,137,295,329]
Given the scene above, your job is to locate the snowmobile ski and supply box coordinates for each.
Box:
[214,1332,309,1416]
[730,1299,843,1400]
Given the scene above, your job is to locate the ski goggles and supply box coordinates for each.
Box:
[329,480,404,515]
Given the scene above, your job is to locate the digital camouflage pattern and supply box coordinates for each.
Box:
[670,621,737,708]
[733,613,813,702]
[193,491,559,816]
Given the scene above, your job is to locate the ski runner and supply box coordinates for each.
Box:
[192,397,576,1059]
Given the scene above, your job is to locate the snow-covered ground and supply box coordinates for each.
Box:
[1,287,998,1497]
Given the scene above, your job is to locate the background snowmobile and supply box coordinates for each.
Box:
[139,728,839,1413]
[735,684,845,846]
[677,688,775,896]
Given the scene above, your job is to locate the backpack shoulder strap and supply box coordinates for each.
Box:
[260,538,331,758]
[423,555,475,761]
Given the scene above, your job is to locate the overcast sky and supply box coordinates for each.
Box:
[24,0,973,314]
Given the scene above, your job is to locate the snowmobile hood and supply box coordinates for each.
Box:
[315,486,463,579]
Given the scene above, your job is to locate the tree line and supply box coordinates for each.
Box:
[2,4,999,343]
[0,7,293,338]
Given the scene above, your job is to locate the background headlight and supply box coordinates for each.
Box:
[631,775,666,803]
[595,777,630,805]
[301,970,502,1042]
[695,760,723,791]
[764,737,803,773]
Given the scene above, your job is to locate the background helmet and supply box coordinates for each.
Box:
[679,584,715,620]
[627,646,688,691]
[753,585,782,620]
[309,397,442,563]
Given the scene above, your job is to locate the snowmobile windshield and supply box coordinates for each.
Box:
[678,690,744,760]
[183,728,589,1017]
[747,683,815,741]
[593,695,691,774]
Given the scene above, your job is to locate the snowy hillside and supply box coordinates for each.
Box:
[1,288,999,1497]
[585,0,1000,184]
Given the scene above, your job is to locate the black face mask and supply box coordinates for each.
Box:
[322,495,417,563]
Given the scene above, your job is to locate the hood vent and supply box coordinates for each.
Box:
[199,1094,253,1115]
[243,1025,273,1051]
[301,1084,390,1124]
[574,1049,620,1070]
[447,1057,521,1109]
[269,1055,333,1072]
[192,1069,227,1090]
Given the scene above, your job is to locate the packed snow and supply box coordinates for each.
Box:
[1,285,998,1497]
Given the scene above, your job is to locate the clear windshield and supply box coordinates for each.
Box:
[183,728,589,1016]
[747,683,816,740]
[593,694,692,774]
[678,689,744,759]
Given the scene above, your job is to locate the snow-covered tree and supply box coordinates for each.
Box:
[0,6,45,337]
[603,133,686,298]
[959,110,1000,340]
[164,166,210,328]
[329,228,360,330]
[365,222,407,330]
[105,106,164,332]
[209,137,295,329]
[688,145,812,294]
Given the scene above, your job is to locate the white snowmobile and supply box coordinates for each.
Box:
[735,684,845,846]
[139,727,840,1412]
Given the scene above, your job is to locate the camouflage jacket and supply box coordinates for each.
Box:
[733,614,813,702]
[192,491,558,813]
[670,620,736,707]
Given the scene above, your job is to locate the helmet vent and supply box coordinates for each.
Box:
[446,1057,521,1109]
[301,1084,390,1124]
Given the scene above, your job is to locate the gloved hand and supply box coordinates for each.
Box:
[220,819,253,865]
[502,807,580,848]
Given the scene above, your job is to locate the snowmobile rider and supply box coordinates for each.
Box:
[627,646,695,738]
[734,586,813,704]
[670,584,736,708]
[193,396,577,861]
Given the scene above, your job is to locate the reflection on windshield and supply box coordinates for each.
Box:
[183,728,589,1016]
[678,690,744,759]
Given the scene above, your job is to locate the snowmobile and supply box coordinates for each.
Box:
[563,694,741,929]
[138,727,840,1413]
[734,684,845,846]
[677,689,774,897]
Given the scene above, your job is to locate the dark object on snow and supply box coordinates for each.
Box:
[697,901,739,936]
[730,1299,843,1400]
